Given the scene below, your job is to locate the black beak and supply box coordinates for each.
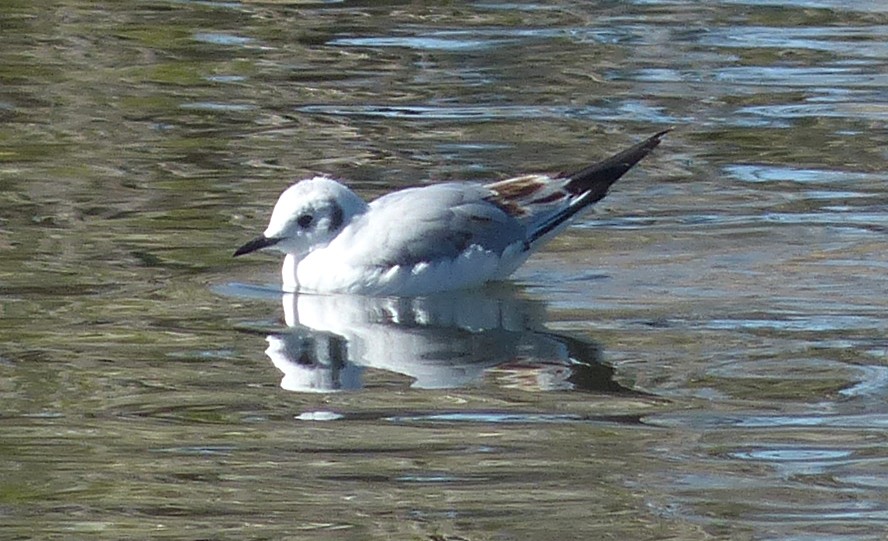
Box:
[233,235,281,257]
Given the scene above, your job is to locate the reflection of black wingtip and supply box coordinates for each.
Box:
[558,333,661,398]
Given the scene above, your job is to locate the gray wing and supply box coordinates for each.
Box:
[334,183,527,268]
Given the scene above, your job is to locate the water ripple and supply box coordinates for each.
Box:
[700,25,888,58]
[296,103,680,124]
[329,36,508,52]
[739,102,888,121]
[192,32,254,47]
[725,164,881,184]
[647,412,888,430]
[703,315,886,332]
[720,0,888,14]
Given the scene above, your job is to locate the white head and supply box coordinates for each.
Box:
[234,176,367,258]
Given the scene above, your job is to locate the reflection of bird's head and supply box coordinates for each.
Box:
[265,333,358,393]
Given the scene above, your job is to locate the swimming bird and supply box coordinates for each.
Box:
[234,130,668,296]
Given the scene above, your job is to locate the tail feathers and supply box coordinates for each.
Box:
[527,130,668,246]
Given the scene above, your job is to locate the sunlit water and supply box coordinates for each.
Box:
[2,1,887,539]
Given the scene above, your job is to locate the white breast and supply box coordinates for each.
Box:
[291,241,530,296]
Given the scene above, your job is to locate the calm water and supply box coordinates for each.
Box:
[2,0,888,539]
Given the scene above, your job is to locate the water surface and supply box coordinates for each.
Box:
[2,1,887,539]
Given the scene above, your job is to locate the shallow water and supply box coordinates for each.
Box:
[2,1,888,539]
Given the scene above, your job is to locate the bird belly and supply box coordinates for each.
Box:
[295,242,528,296]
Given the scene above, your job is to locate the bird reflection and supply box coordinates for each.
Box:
[254,285,636,394]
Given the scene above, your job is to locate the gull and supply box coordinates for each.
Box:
[234,130,668,296]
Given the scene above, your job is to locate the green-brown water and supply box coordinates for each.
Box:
[2,1,887,539]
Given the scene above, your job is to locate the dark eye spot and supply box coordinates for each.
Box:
[329,202,344,232]
[297,214,313,228]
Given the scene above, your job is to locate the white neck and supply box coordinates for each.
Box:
[282,253,299,292]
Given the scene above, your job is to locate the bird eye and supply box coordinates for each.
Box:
[297,214,313,228]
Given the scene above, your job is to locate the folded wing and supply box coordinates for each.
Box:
[333,183,527,268]
[330,131,667,269]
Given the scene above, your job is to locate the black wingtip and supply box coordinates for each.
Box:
[525,130,670,247]
[565,129,670,199]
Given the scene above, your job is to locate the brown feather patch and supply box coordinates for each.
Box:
[530,191,566,205]
[488,175,546,198]
[486,175,549,217]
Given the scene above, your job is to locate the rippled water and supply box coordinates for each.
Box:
[2,1,887,539]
